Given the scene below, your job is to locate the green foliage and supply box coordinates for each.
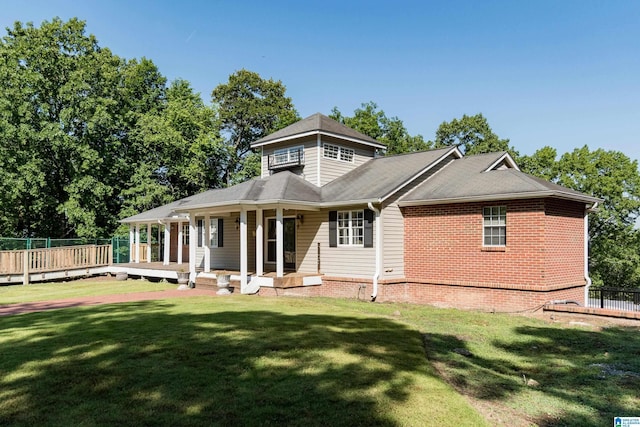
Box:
[0,19,222,238]
[211,69,298,184]
[434,113,518,157]
[521,145,640,288]
[518,146,558,181]
[330,102,431,155]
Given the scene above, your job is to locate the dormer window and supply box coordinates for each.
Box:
[323,143,354,163]
[268,146,304,171]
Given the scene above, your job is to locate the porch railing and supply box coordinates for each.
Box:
[0,244,112,276]
[587,287,640,312]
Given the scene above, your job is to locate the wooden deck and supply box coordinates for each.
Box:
[0,245,111,285]
[0,246,323,289]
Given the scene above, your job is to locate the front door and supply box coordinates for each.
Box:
[267,218,296,269]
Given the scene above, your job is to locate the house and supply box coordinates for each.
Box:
[121,113,600,311]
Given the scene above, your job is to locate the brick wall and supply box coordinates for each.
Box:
[256,197,589,312]
[403,198,586,288]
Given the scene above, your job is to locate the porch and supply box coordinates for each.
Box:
[110,262,322,290]
[125,202,323,294]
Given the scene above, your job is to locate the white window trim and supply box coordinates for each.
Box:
[337,210,364,247]
[181,223,190,246]
[272,145,304,166]
[264,215,296,263]
[209,217,219,248]
[323,143,354,163]
[483,206,506,247]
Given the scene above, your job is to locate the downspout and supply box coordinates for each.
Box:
[584,202,598,306]
[368,202,382,301]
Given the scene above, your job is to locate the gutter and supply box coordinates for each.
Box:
[398,190,601,207]
[367,202,382,301]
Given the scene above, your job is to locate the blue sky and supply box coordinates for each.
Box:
[2,0,639,161]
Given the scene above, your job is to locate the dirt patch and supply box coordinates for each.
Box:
[522,311,640,329]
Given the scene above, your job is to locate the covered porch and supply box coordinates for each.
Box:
[121,172,326,294]
[180,203,322,294]
[124,204,323,293]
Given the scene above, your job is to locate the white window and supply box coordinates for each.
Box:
[181,223,190,245]
[323,143,354,163]
[272,146,303,165]
[483,206,506,246]
[338,210,364,246]
[209,218,219,248]
[197,219,204,247]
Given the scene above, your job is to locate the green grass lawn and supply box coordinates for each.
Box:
[0,278,176,305]
[1,280,639,426]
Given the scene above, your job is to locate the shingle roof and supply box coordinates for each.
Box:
[251,113,385,148]
[121,149,599,224]
[399,152,600,205]
[321,147,457,203]
[176,170,322,211]
[120,199,190,223]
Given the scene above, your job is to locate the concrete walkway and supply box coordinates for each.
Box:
[0,288,218,317]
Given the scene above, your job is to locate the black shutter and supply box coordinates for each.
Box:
[364,209,374,248]
[329,211,337,247]
[217,218,224,248]
[197,219,203,247]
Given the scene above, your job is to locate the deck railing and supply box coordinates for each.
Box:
[0,244,112,277]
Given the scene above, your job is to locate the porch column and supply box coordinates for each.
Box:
[256,208,264,276]
[163,223,170,266]
[146,223,152,263]
[204,214,211,272]
[276,207,284,278]
[135,223,141,263]
[240,209,248,292]
[189,214,197,283]
[177,221,183,265]
[129,225,134,263]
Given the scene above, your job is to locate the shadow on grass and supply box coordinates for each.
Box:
[0,300,442,426]
[424,323,640,426]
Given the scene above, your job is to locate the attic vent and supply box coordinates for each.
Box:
[493,161,510,171]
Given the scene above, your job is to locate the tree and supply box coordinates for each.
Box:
[211,69,299,184]
[120,79,223,220]
[0,18,185,238]
[330,102,431,155]
[433,113,518,157]
[518,146,558,181]
[521,145,640,288]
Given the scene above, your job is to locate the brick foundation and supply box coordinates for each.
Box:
[256,277,586,312]
[255,197,590,312]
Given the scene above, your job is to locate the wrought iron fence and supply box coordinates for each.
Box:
[587,287,640,312]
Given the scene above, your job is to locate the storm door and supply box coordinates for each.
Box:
[266,218,296,269]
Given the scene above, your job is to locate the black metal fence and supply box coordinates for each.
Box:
[588,287,640,312]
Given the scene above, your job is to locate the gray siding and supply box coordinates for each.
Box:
[203,212,256,271]
[319,137,376,186]
[297,207,376,278]
[261,138,319,185]
[378,152,458,279]
[380,203,404,279]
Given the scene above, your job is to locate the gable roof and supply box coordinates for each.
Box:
[250,113,386,149]
[321,147,460,204]
[399,152,600,206]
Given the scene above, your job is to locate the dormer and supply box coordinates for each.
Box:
[251,113,387,186]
